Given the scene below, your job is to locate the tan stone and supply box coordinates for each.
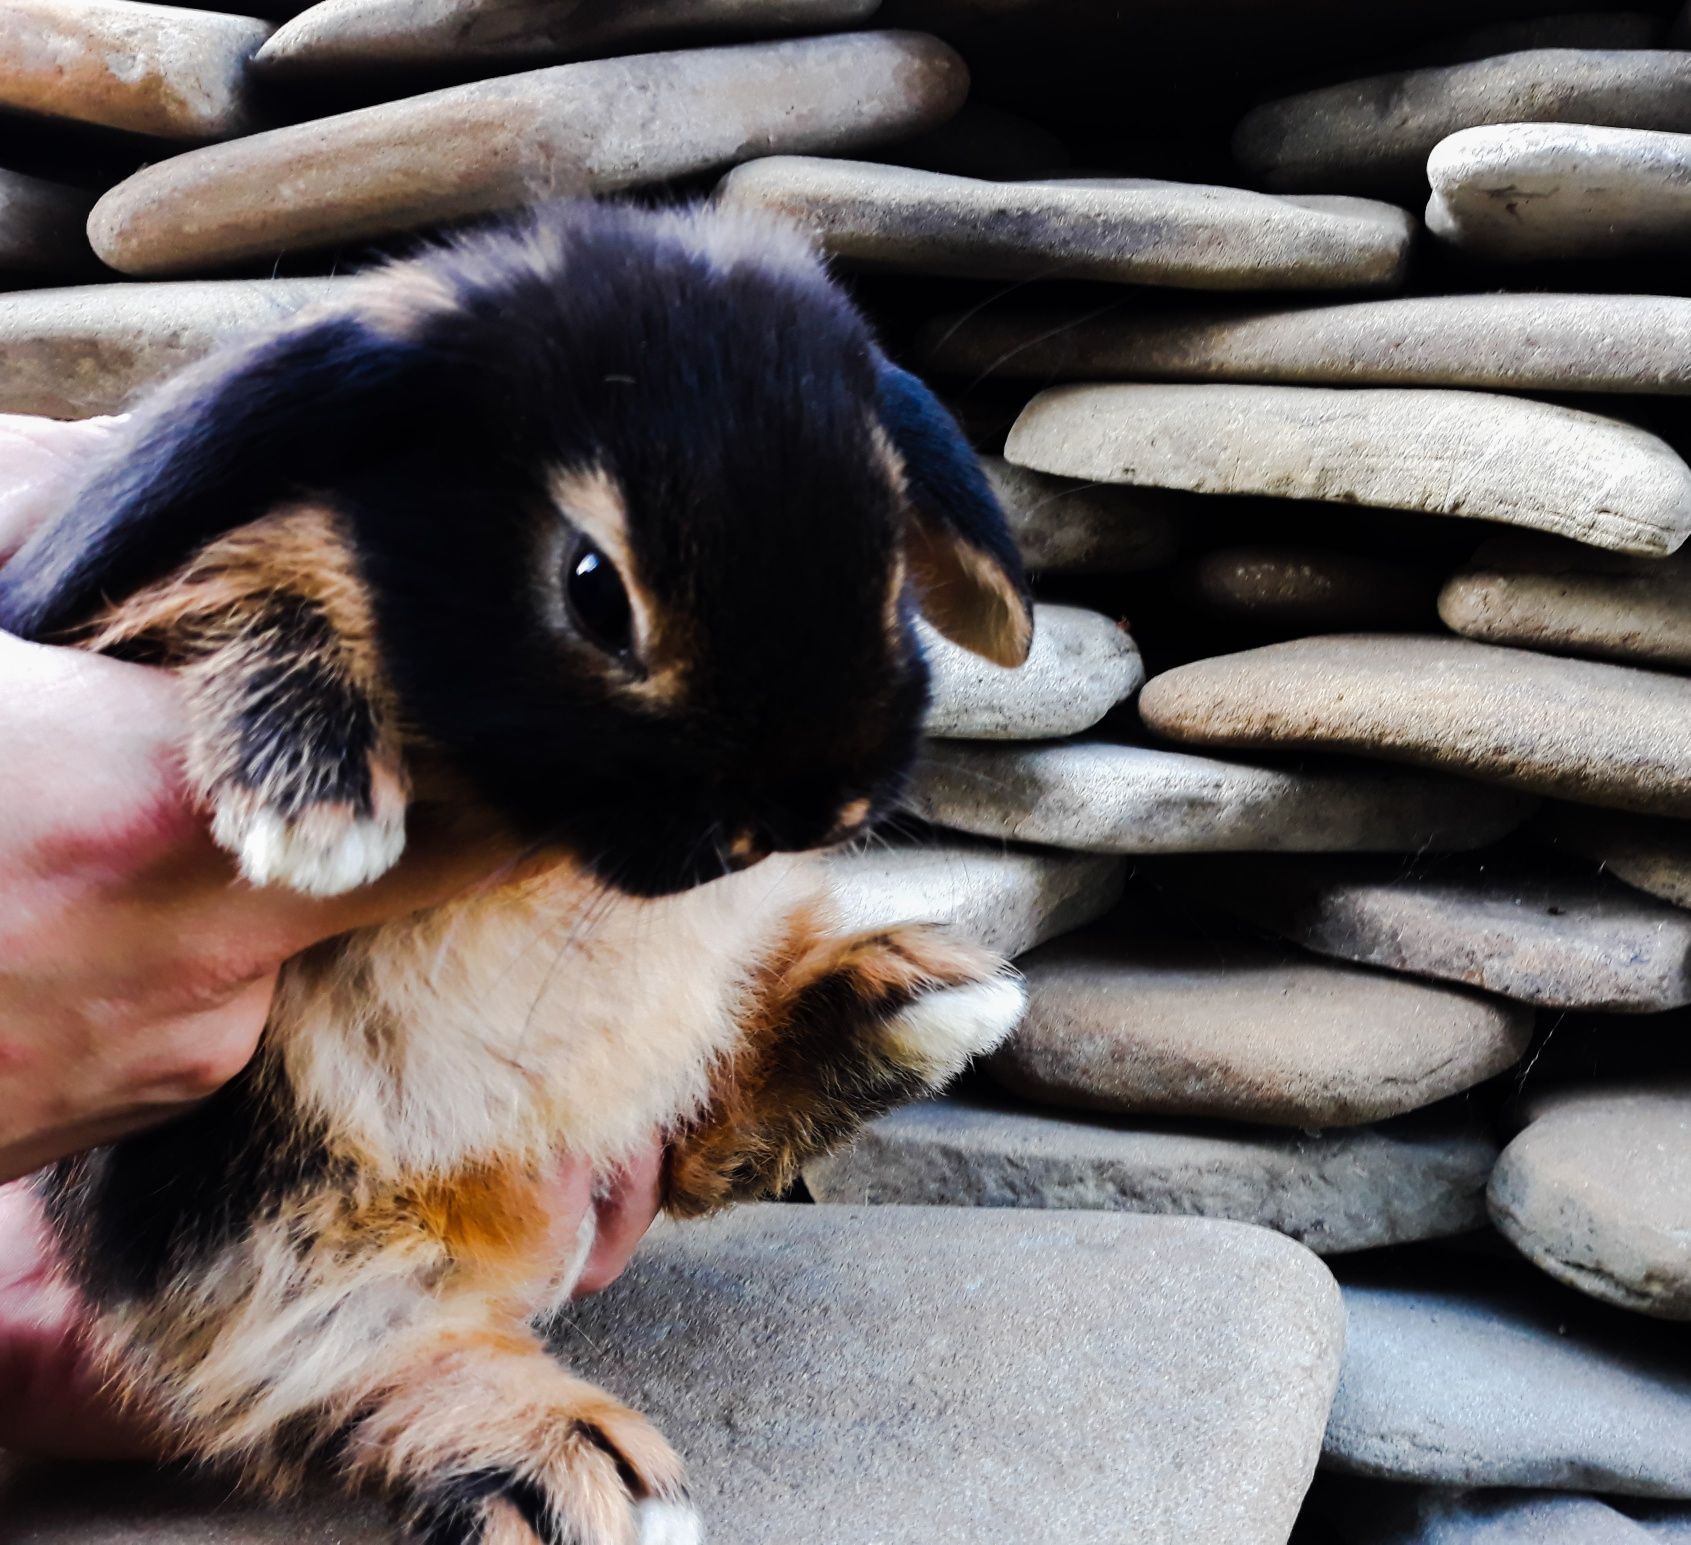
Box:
[805,1095,1496,1255]
[88,32,967,276]
[982,455,1176,573]
[0,278,335,419]
[1553,806,1691,910]
[1492,1081,1691,1319]
[996,931,1533,1127]
[827,838,1124,959]
[913,740,1531,855]
[920,293,1691,397]
[1139,635,1691,817]
[922,604,1141,740]
[254,0,878,74]
[0,167,94,276]
[0,0,269,141]
[1006,385,1691,556]
[1197,856,1691,1012]
[717,156,1411,288]
[1429,124,1691,260]
[1234,48,1691,194]
[1440,534,1691,670]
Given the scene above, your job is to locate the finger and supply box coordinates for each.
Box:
[574,1143,664,1297]
[0,415,128,563]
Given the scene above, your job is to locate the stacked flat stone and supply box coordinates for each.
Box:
[7,3,1691,1543]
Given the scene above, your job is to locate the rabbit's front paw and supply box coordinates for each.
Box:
[877,966,1027,1081]
[209,777,406,897]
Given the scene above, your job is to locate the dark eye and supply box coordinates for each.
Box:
[565,540,634,655]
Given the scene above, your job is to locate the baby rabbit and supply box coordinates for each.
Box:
[0,200,1032,1544]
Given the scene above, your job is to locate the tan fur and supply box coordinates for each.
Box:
[905,515,1033,668]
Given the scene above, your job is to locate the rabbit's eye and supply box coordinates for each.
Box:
[565,540,634,656]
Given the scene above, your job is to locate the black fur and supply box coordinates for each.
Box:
[0,201,1029,898]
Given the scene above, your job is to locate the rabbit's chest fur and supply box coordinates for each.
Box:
[270,850,824,1180]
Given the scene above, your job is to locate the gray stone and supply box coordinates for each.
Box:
[0,1207,1348,1545]
[254,0,878,74]
[997,931,1533,1127]
[88,32,967,276]
[1429,124,1691,260]
[920,293,1691,397]
[1639,1502,1691,1537]
[1326,1277,1691,1494]
[804,1095,1496,1255]
[716,156,1412,288]
[1553,807,1691,910]
[1491,1081,1691,1319]
[0,0,270,140]
[1441,534,1691,670]
[0,168,94,277]
[1138,635,1691,818]
[982,455,1177,573]
[1328,1485,1657,1543]
[1006,384,1691,556]
[0,279,336,420]
[1234,49,1691,194]
[1197,857,1691,1013]
[827,838,1124,959]
[923,604,1141,739]
[1193,545,1435,629]
[912,740,1532,855]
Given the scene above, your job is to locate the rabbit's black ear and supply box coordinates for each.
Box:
[876,360,1033,668]
[0,312,440,641]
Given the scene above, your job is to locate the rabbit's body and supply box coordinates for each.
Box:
[5,202,1031,1543]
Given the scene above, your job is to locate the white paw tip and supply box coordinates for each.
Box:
[636,1498,703,1545]
[216,803,406,898]
[883,974,1027,1069]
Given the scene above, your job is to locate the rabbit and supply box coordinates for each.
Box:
[0,200,1033,1545]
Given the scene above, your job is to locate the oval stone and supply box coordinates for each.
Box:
[88,31,968,276]
[1553,807,1691,911]
[1005,384,1691,556]
[982,455,1177,573]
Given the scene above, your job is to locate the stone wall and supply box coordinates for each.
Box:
[4,2,1691,1542]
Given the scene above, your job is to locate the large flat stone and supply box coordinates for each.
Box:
[1326,1274,1691,1494]
[921,293,1691,396]
[0,168,94,277]
[1197,856,1691,1012]
[1234,49,1691,194]
[1139,635,1691,817]
[1553,807,1691,910]
[0,1207,1348,1545]
[804,1095,1495,1254]
[912,740,1532,855]
[88,32,966,276]
[1429,124,1691,260]
[1441,535,1691,670]
[827,838,1125,959]
[997,931,1533,1127]
[922,604,1143,739]
[0,0,270,140]
[1491,1081,1691,1319]
[982,455,1177,573]
[1005,385,1691,556]
[0,279,335,419]
[717,156,1411,288]
[254,0,878,74]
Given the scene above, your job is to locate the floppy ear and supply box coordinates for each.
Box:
[0,310,442,641]
[876,359,1034,668]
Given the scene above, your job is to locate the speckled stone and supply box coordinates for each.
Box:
[88,32,967,276]
[827,838,1124,959]
[1441,535,1691,670]
[1235,48,1691,194]
[1139,635,1691,817]
[1326,1277,1691,1494]
[1553,807,1691,910]
[0,0,270,140]
[1005,385,1691,556]
[0,279,335,419]
[1192,545,1435,629]
[717,156,1412,287]
[997,931,1533,1127]
[1197,856,1691,1013]
[922,604,1143,739]
[254,0,878,74]
[982,455,1177,573]
[0,1208,1349,1545]
[920,293,1691,396]
[1492,1081,1691,1319]
[912,740,1531,855]
[804,1095,1496,1254]
[1429,124,1691,260]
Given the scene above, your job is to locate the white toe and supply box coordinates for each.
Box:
[880,974,1027,1073]
[215,802,406,897]
[636,1498,704,1545]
